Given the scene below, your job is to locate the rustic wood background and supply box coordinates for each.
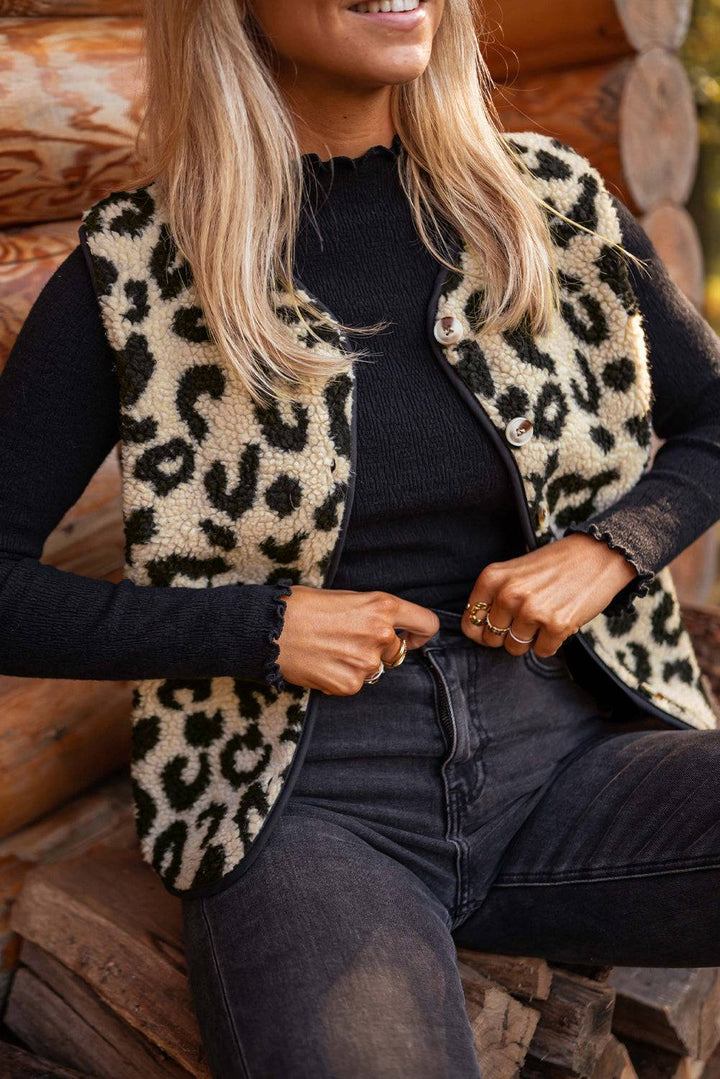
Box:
[0,0,714,881]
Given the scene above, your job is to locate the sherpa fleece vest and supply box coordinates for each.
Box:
[79,131,718,897]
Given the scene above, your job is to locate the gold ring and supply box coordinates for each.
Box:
[385,636,408,668]
[465,600,490,627]
[486,618,509,636]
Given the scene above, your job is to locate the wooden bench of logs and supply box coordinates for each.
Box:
[1,600,720,1078]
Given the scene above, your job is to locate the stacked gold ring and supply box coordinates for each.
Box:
[465,600,490,627]
[363,634,408,684]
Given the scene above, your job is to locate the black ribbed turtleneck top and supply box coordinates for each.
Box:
[1,134,719,689]
[294,134,528,611]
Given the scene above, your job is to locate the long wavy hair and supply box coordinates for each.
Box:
[132,0,645,407]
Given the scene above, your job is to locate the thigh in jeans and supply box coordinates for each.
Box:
[453,726,720,967]
[182,810,481,1079]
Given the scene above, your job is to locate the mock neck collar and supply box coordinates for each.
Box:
[300,132,403,177]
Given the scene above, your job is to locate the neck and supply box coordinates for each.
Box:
[275,73,396,159]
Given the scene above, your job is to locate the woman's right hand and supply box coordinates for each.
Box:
[275,585,441,695]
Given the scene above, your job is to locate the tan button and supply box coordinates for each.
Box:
[536,501,549,527]
[505,416,534,447]
[433,315,463,346]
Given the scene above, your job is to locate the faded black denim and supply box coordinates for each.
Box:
[181,606,720,1078]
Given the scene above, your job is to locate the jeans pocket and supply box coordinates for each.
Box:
[522,647,572,680]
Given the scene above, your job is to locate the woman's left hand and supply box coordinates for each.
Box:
[462,533,639,657]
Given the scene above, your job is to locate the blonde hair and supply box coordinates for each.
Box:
[132,0,647,407]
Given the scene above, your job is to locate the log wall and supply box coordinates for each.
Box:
[0,0,713,845]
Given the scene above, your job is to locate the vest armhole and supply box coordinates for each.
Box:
[77,222,103,307]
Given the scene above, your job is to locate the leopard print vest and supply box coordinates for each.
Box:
[80,131,718,896]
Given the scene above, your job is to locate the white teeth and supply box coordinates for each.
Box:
[349,0,420,11]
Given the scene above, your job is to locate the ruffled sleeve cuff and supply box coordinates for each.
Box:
[262,578,294,691]
[563,521,655,617]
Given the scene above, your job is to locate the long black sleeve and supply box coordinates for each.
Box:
[0,243,291,684]
[564,193,720,615]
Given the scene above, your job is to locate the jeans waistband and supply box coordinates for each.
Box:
[425,605,465,634]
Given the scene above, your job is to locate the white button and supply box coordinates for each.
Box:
[505,416,534,446]
[433,316,463,346]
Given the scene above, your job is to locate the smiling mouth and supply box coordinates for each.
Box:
[348,0,426,12]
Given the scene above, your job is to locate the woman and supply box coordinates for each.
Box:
[3,0,720,1075]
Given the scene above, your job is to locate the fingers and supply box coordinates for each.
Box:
[388,595,441,648]
[463,595,540,656]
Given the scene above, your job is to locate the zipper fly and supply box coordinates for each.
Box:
[422,648,458,760]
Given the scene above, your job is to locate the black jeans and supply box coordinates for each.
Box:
[182,606,720,1078]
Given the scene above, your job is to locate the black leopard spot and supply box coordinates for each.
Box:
[663,659,693,685]
[132,778,157,839]
[496,386,531,424]
[157,678,212,711]
[152,820,187,888]
[325,372,353,460]
[131,715,160,762]
[253,399,309,453]
[266,566,301,586]
[173,306,210,343]
[121,415,158,444]
[604,607,639,637]
[220,730,272,789]
[196,802,227,848]
[265,475,303,518]
[83,188,155,239]
[547,467,620,529]
[123,279,150,324]
[125,506,156,566]
[503,318,556,373]
[569,349,601,414]
[589,425,615,453]
[259,530,304,564]
[651,593,683,647]
[561,293,609,346]
[185,710,225,747]
[234,781,270,845]
[454,340,495,398]
[200,518,237,551]
[150,222,193,300]
[616,641,652,685]
[145,552,232,587]
[314,481,347,531]
[527,148,573,182]
[204,443,261,520]
[162,753,211,810]
[93,255,118,297]
[135,437,195,496]
[191,845,226,889]
[117,333,156,408]
[602,357,636,392]
[548,174,599,249]
[626,413,652,448]
[177,364,226,443]
[534,382,569,441]
[596,244,639,316]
